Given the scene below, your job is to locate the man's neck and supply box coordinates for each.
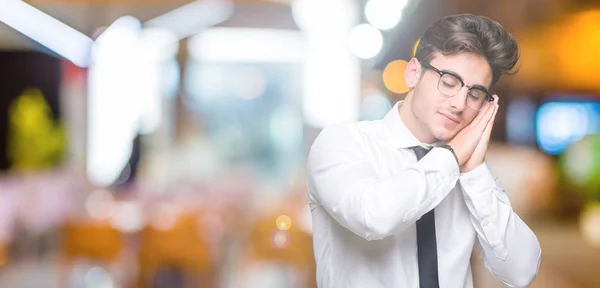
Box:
[398,97,436,144]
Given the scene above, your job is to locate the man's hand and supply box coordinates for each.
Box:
[461,96,499,172]
[447,96,499,172]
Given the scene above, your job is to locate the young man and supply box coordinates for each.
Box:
[306,14,541,288]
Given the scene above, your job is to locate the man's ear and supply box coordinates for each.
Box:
[405,57,422,89]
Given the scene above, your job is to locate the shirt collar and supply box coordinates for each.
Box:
[382,101,446,149]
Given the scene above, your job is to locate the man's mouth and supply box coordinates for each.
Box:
[439,112,460,124]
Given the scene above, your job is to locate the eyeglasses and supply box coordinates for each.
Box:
[421,62,493,111]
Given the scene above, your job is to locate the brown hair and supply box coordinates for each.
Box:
[415,13,519,86]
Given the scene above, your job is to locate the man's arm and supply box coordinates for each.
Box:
[306,122,459,241]
[460,163,541,288]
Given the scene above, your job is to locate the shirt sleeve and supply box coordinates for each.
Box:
[460,163,541,287]
[306,123,460,241]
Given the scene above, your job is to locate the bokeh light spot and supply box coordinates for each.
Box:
[276,215,292,231]
[383,60,410,94]
[271,230,290,249]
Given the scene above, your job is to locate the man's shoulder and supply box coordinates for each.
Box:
[320,120,358,135]
[315,119,383,143]
[308,120,385,157]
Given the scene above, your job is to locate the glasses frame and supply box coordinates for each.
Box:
[420,62,494,111]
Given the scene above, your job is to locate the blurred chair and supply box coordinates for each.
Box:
[0,242,7,268]
[61,220,123,262]
[236,209,316,288]
[59,220,124,287]
[137,212,214,288]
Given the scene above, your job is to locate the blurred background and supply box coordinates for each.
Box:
[0,0,599,287]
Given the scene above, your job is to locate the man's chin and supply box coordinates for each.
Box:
[432,128,458,142]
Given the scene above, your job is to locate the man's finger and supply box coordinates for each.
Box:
[481,103,499,139]
[472,100,494,127]
[487,96,499,125]
[476,101,496,129]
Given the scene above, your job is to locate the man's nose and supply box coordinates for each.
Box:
[448,87,468,112]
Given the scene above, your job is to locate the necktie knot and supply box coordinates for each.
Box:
[410,146,432,160]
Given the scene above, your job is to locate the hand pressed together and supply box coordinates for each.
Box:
[447,95,499,173]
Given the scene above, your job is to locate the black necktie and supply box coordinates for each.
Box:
[410,146,440,288]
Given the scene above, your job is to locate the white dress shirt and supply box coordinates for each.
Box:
[306,101,541,288]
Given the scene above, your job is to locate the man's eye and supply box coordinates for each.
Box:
[442,81,457,88]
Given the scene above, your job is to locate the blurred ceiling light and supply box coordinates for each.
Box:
[88,18,183,188]
[293,0,360,128]
[92,15,141,60]
[0,0,93,67]
[188,28,305,63]
[365,0,407,30]
[135,27,178,134]
[137,27,179,61]
[292,0,356,33]
[145,0,233,40]
[348,24,383,59]
[87,16,142,187]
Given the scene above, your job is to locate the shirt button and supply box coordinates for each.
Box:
[482,217,490,226]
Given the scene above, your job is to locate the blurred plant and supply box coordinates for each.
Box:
[562,134,600,249]
[7,88,66,171]
[560,134,600,203]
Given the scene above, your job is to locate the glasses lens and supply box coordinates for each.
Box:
[437,74,461,97]
[466,88,488,110]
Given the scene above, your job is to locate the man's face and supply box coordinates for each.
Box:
[410,53,493,142]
